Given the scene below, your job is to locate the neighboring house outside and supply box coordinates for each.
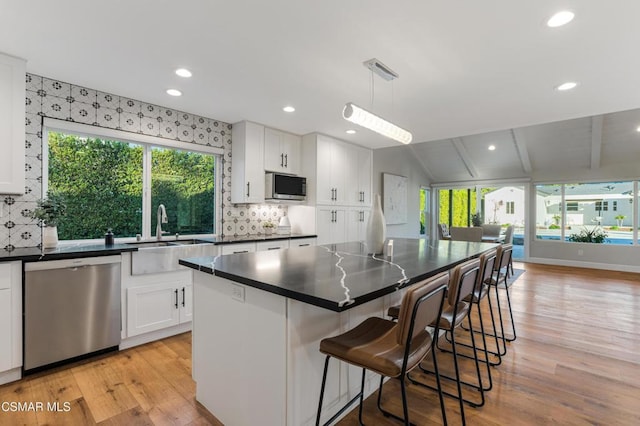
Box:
[483,187,529,227]
[485,184,634,229]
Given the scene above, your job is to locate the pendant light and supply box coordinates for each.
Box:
[343,58,413,144]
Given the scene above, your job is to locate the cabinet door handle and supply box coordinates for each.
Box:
[233,250,249,254]
[246,182,250,197]
[174,289,179,309]
[267,247,281,250]
[331,188,334,201]
[284,154,288,167]
[182,287,186,307]
[298,243,310,247]
[280,153,284,167]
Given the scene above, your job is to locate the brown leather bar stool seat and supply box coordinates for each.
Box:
[316,272,450,426]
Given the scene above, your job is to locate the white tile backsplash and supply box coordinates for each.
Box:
[70,101,97,125]
[43,78,71,98]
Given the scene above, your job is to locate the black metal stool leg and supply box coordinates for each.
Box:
[358,368,365,426]
[316,355,330,426]
[502,274,517,342]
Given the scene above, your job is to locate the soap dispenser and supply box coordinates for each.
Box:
[105,229,114,246]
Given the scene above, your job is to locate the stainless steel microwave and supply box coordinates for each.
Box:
[265,173,307,201]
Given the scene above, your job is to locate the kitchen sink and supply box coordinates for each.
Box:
[128,239,214,275]
[168,239,203,245]
[126,241,172,248]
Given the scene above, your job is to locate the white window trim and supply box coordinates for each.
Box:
[43,118,221,241]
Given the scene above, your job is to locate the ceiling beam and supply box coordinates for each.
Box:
[511,128,533,174]
[590,115,603,169]
[407,145,435,182]
[451,138,478,178]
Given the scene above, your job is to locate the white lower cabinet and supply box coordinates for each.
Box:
[180,284,193,323]
[347,208,370,243]
[317,206,347,245]
[256,239,289,251]
[0,288,11,371]
[289,237,317,248]
[127,279,192,337]
[0,261,22,385]
[221,242,257,255]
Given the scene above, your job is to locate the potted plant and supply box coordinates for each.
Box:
[568,226,607,243]
[262,221,275,235]
[615,214,625,227]
[470,212,482,227]
[30,193,67,248]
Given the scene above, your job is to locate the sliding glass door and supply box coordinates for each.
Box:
[437,184,526,260]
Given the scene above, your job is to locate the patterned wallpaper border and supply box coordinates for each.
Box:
[0,74,286,251]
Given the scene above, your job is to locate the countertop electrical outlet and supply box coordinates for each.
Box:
[231,284,245,302]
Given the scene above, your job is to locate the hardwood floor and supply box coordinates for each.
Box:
[0,332,222,426]
[1,262,639,425]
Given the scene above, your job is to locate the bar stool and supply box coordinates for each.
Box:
[316,272,449,426]
[448,249,501,389]
[407,259,482,426]
[490,244,517,344]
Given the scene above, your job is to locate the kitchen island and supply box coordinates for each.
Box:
[180,238,497,426]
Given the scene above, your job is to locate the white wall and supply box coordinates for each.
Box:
[372,146,431,238]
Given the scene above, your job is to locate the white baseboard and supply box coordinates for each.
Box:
[120,322,192,350]
[526,257,640,273]
[0,367,21,385]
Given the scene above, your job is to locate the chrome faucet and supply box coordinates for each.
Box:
[156,204,169,240]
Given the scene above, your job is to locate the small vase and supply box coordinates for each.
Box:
[43,225,59,248]
[365,194,386,254]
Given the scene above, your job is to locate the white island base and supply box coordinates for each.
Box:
[192,272,404,426]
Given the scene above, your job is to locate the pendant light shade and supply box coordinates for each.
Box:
[342,102,412,144]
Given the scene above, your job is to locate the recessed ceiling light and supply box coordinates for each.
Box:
[166,89,182,96]
[556,82,578,91]
[346,130,356,134]
[175,68,192,78]
[283,106,295,112]
[488,145,496,151]
[636,125,640,132]
[547,11,575,27]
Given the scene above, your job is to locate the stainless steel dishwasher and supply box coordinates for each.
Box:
[24,255,121,373]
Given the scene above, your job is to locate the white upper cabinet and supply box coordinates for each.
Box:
[301,133,372,207]
[316,135,348,205]
[232,121,265,203]
[264,127,301,175]
[0,53,26,195]
[344,144,372,207]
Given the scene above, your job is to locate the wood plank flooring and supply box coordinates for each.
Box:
[1,262,639,425]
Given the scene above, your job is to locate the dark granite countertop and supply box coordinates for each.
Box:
[0,234,317,262]
[180,238,498,312]
[198,233,316,245]
[0,243,136,262]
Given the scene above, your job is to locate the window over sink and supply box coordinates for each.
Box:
[44,125,220,241]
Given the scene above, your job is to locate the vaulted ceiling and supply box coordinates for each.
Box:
[406,108,640,183]
[2,1,640,182]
